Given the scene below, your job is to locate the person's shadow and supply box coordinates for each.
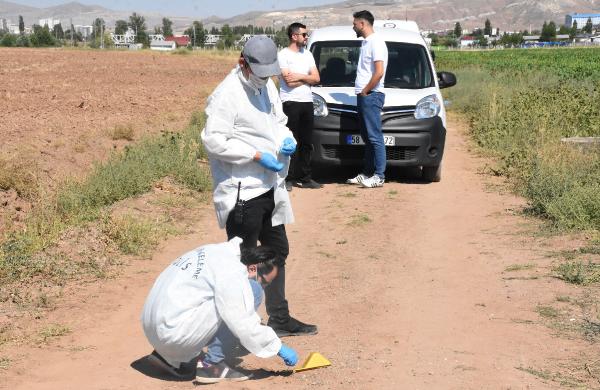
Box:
[131,352,293,384]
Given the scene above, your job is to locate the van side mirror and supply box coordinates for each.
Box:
[437,71,456,89]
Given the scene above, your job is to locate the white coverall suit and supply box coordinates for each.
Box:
[141,237,281,367]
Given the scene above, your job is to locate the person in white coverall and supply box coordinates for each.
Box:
[201,35,318,337]
[141,237,298,384]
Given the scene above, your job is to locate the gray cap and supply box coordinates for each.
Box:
[242,35,281,77]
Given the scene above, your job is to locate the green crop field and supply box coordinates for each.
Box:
[438,47,600,80]
[436,48,600,231]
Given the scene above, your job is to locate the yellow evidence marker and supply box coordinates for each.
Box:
[294,352,332,372]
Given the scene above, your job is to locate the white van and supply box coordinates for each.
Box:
[308,21,456,181]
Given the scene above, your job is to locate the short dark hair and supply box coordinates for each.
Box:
[240,245,278,266]
[353,10,374,26]
[287,22,306,40]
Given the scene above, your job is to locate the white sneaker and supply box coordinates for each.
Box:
[346,173,368,185]
[360,175,385,188]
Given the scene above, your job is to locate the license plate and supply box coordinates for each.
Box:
[346,135,395,146]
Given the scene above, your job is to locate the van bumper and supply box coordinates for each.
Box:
[311,114,446,168]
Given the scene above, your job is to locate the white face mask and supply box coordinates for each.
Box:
[248,73,269,89]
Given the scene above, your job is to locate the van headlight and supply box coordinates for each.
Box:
[414,94,441,119]
[313,93,328,117]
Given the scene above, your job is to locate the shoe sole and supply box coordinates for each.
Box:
[275,329,319,337]
[195,375,251,384]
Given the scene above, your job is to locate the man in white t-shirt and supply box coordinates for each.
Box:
[346,10,388,188]
[141,238,298,384]
[278,22,322,191]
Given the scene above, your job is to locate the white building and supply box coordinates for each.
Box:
[150,40,176,51]
[39,18,60,29]
[565,13,600,27]
[8,24,20,34]
[75,25,93,38]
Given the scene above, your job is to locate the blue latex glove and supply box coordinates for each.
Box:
[278,344,298,366]
[280,137,296,156]
[257,152,284,172]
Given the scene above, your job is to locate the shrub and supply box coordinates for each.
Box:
[437,48,600,230]
[0,33,16,47]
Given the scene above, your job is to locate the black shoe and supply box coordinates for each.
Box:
[268,317,318,337]
[148,350,194,378]
[195,360,252,384]
[285,180,293,192]
[293,179,323,189]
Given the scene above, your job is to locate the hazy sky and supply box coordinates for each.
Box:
[11,0,342,18]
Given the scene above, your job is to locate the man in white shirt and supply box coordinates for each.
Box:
[346,10,389,188]
[141,238,298,384]
[201,36,318,338]
[278,22,322,191]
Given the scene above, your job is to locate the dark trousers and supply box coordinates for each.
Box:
[283,101,315,182]
[225,189,290,323]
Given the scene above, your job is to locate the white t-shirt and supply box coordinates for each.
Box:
[278,47,317,103]
[355,32,388,94]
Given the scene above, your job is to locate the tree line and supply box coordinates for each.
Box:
[0,12,290,48]
[430,17,596,48]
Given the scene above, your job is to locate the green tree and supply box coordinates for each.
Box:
[570,20,578,38]
[18,15,24,34]
[128,12,148,45]
[540,21,557,41]
[210,26,219,34]
[53,23,64,39]
[30,24,56,47]
[92,18,105,41]
[475,35,488,47]
[115,20,128,35]
[583,17,593,34]
[484,18,492,36]
[221,24,234,48]
[453,22,462,38]
[185,21,205,47]
[428,33,439,46]
[162,17,173,37]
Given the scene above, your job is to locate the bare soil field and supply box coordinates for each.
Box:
[1,49,599,389]
[0,47,235,232]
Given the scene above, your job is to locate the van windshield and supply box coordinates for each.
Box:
[310,40,433,89]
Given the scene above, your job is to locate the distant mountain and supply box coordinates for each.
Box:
[220,0,600,32]
[0,0,599,32]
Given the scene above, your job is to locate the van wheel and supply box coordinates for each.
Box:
[422,165,441,182]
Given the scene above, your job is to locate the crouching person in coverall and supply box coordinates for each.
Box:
[141,237,298,384]
[201,35,317,337]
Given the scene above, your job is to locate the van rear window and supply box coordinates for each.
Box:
[310,41,433,89]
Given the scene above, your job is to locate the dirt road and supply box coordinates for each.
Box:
[1,114,594,389]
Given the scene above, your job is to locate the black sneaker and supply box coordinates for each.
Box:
[285,180,293,192]
[195,360,252,384]
[293,179,323,189]
[268,317,318,337]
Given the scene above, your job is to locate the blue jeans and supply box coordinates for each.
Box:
[205,278,263,364]
[357,91,386,179]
